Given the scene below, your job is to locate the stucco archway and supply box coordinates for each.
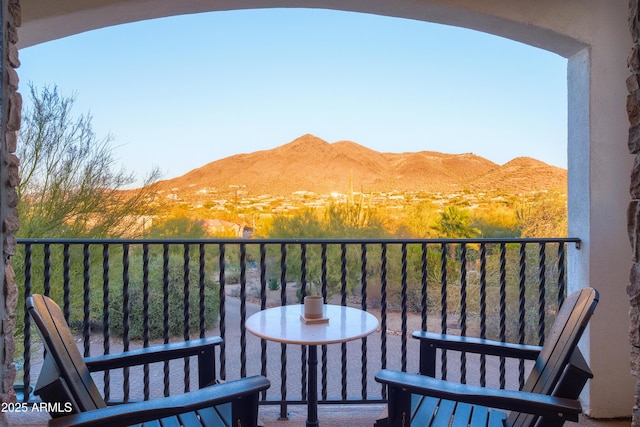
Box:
[3,0,634,420]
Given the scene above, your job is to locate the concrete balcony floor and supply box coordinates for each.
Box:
[5,404,632,426]
[257,405,631,427]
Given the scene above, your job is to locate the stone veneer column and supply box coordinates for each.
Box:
[630,1,640,426]
[0,0,20,421]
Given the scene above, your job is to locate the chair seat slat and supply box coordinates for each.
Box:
[470,405,489,427]
[451,402,473,427]
[178,411,203,426]
[432,399,456,425]
[159,416,182,427]
[488,409,507,427]
[198,407,229,427]
[412,395,438,425]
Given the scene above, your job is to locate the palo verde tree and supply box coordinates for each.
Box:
[17,83,160,239]
[13,84,162,341]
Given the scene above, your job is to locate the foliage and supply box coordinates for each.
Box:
[17,84,160,238]
[432,206,481,239]
[399,201,439,238]
[268,278,279,290]
[471,204,520,238]
[267,202,390,297]
[147,217,208,238]
[516,190,568,237]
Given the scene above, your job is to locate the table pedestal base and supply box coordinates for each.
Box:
[307,345,318,427]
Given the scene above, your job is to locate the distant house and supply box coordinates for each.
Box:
[202,219,252,238]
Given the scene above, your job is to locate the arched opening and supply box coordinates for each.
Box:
[18,9,569,186]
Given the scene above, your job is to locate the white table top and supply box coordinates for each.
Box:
[245,304,379,345]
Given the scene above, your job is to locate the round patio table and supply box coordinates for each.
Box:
[245,304,379,427]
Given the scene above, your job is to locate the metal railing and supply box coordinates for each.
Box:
[13,237,579,416]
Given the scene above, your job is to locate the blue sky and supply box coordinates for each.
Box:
[18,8,567,187]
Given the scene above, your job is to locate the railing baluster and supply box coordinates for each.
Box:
[499,243,507,389]
[300,243,308,401]
[43,243,51,296]
[183,244,191,392]
[320,243,330,298]
[142,243,150,399]
[218,243,227,381]
[538,242,547,346]
[279,243,287,420]
[199,243,206,338]
[557,242,566,307]
[380,243,388,399]
[259,243,268,400]
[102,244,111,401]
[420,243,428,332]
[122,243,130,402]
[460,243,467,384]
[162,243,171,396]
[361,243,369,399]
[321,244,334,402]
[240,243,247,378]
[280,243,287,305]
[83,244,91,358]
[22,243,32,403]
[63,244,70,321]
[440,242,448,380]
[401,243,408,373]
[479,243,487,387]
[518,243,527,389]
[340,243,347,400]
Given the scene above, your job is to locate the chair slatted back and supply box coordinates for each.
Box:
[507,287,598,427]
[27,295,107,413]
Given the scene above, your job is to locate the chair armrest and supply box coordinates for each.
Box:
[47,375,270,427]
[413,331,541,359]
[413,331,541,376]
[375,369,581,422]
[84,336,222,371]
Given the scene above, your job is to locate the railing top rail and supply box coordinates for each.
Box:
[16,237,581,246]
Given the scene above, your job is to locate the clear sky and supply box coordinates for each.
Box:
[18,8,568,187]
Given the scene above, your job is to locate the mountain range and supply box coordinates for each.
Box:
[153,134,566,197]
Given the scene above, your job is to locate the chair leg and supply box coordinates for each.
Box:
[419,340,436,377]
[386,386,412,427]
[197,345,217,388]
[232,392,260,426]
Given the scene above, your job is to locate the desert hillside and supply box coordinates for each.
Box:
[152,134,566,197]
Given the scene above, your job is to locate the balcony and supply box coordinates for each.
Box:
[8,237,628,426]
